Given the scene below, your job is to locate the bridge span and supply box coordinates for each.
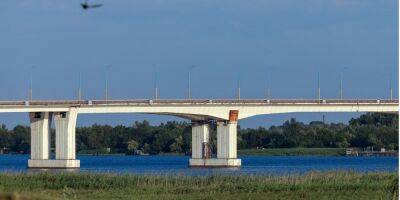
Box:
[0,99,398,168]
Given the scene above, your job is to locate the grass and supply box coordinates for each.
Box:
[0,172,397,200]
[238,148,346,156]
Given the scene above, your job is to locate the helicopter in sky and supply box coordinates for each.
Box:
[81,0,103,10]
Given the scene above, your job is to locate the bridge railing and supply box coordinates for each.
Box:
[0,99,398,106]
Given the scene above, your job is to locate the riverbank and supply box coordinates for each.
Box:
[3,148,396,157]
[238,148,346,156]
[0,172,396,200]
[76,147,346,156]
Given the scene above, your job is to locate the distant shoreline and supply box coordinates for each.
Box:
[1,148,397,157]
[238,148,347,156]
[76,148,348,156]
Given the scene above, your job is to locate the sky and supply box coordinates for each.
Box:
[0,0,398,128]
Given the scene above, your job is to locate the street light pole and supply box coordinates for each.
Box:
[188,65,196,100]
[317,72,321,100]
[237,76,241,100]
[29,66,35,101]
[188,70,191,99]
[340,72,343,100]
[154,65,158,100]
[339,67,349,100]
[390,76,393,100]
[266,72,271,99]
[105,65,111,102]
[78,71,82,101]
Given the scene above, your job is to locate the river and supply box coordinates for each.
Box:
[0,155,397,176]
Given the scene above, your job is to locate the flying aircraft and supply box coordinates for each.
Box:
[81,0,102,10]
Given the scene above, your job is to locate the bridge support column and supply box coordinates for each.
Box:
[28,112,52,168]
[28,109,79,168]
[190,110,241,167]
[189,121,211,166]
[213,120,241,167]
[212,110,241,167]
[53,109,79,168]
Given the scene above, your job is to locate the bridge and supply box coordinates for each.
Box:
[0,99,398,168]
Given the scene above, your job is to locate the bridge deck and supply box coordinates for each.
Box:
[0,99,398,107]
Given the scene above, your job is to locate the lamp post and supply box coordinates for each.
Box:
[104,65,111,102]
[29,66,35,101]
[317,72,321,100]
[390,75,393,100]
[154,65,159,100]
[237,75,241,100]
[188,65,196,100]
[340,72,343,100]
[384,66,394,100]
[266,71,271,99]
[78,71,82,101]
[389,65,394,100]
[339,67,348,100]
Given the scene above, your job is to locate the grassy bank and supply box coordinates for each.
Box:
[238,148,346,156]
[0,172,397,200]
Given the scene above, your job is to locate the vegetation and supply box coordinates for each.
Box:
[0,113,397,155]
[238,147,346,156]
[0,172,396,200]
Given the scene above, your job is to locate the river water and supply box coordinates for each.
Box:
[0,155,397,176]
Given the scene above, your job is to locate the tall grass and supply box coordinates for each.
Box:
[0,172,396,200]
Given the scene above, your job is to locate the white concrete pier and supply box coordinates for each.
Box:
[190,110,241,167]
[28,112,52,167]
[189,158,241,167]
[189,121,211,166]
[189,121,241,167]
[217,121,237,159]
[28,109,79,168]
[28,159,80,168]
[190,121,210,159]
[53,109,79,168]
[215,120,241,166]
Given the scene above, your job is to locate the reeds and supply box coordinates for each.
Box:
[0,172,396,200]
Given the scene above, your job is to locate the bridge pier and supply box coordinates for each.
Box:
[215,120,241,167]
[28,109,79,168]
[28,112,52,167]
[53,110,80,168]
[189,110,241,167]
[189,121,211,166]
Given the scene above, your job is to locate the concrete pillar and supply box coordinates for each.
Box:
[29,112,52,160]
[212,120,240,167]
[53,109,80,168]
[189,121,211,167]
[54,111,77,160]
[190,110,241,167]
[191,122,210,159]
[28,108,80,168]
[217,121,237,159]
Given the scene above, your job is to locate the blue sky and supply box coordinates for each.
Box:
[0,0,398,128]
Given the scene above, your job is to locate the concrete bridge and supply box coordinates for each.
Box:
[0,99,398,168]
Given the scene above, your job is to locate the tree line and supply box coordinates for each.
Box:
[0,113,397,154]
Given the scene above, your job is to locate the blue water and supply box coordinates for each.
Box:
[0,155,397,176]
